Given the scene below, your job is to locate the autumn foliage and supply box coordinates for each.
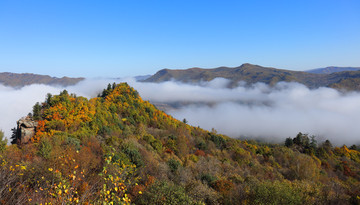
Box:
[1,83,360,204]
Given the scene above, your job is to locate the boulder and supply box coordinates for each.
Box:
[15,116,38,144]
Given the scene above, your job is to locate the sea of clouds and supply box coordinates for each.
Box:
[1,77,360,145]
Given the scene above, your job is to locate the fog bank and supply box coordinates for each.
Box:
[127,79,360,145]
[1,78,360,145]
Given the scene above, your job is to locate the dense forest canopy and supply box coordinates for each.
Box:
[0,83,359,204]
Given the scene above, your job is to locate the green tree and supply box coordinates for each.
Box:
[285,137,293,147]
[107,83,112,91]
[45,93,52,107]
[310,135,317,149]
[322,140,333,152]
[293,132,309,147]
[210,133,226,150]
[33,102,42,120]
[10,127,18,144]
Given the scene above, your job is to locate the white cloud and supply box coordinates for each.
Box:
[1,78,360,145]
[128,80,360,145]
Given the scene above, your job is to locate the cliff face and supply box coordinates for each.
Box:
[14,117,38,144]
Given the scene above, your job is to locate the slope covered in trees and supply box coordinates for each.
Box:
[1,83,360,204]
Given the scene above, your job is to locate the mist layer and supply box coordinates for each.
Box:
[1,78,360,145]
[128,79,360,145]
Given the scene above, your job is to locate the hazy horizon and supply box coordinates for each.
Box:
[2,63,360,79]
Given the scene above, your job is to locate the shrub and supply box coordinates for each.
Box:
[249,180,302,205]
[210,134,226,150]
[123,146,144,167]
[65,136,81,150]
[211,179,234,195]
[135,180,197,205]
[200,173,217,186]
[195,150,206,157]
[167,158,181,173]
[37,138,52,159]
[196,140,207,151]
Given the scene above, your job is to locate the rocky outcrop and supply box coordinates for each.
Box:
[14,117,38,144]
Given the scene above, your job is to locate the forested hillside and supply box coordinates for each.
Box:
[1,83,360,204]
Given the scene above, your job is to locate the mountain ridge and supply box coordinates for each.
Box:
[145,63,360,91]
[0,72,84,87]
[306,66,360,74]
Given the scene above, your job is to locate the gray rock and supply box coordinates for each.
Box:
[15,116,38,144]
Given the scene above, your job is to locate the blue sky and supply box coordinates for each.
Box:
[0,0,359,78]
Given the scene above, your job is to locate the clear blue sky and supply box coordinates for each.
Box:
[0,0,359,78]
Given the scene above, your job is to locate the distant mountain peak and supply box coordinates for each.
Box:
[241,63,256,67]
[306,66,360,74]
